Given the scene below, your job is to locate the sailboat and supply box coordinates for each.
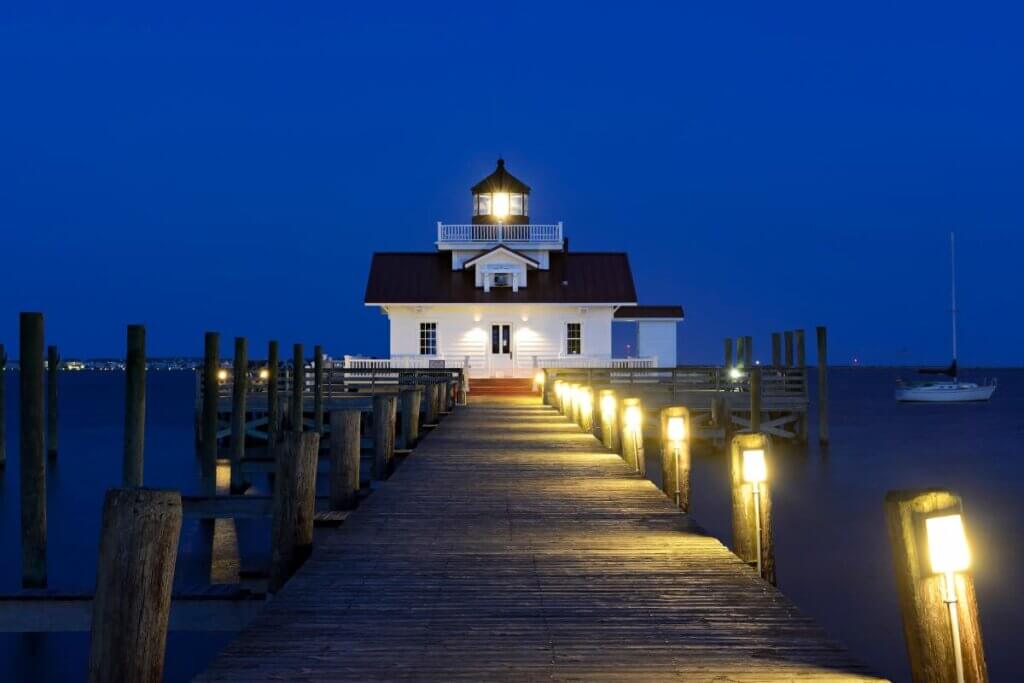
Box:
[895,233,997,403]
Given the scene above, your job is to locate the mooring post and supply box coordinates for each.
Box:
[269,431,320,593]
[230,337,248,494]
[20,312,47,588]
[433,382,444,421]
[87,488,181,683]
[123,325,146,487]
[735,337,745,367]
[659,406,691,512]
[619,397,645,474]
[399,388,421,450]
[885,489,987,683]
[329,410,360,510]
[291,344,304,432]
[816,326,829,445]
[423,382,438,426]
[770,333,781,367]
[711,395,731,444]
[794,329,808,443]
[795,329,806,367]
[749,366,762,432]
[373,394,397,480]
[313,345,324,434]
[784,330,794,367]
[724,338,733,370]
[0,344,7,467]
[457,374,467,405]
[730,432,775,584]
[579,386,594,433]
[201,332,220,495]
[46,344,59,458]
[267,340,280,451]
[597,389,620,453]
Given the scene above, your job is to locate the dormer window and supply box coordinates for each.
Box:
[493,272,512,288]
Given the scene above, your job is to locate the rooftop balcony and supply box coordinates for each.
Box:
[436,222,563,250]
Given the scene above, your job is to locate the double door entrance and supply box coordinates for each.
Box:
[488,323,514,377]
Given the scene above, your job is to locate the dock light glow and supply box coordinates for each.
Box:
[259,368,270,381]
[217,369,229,382]
[533,371,545,390]
[926,512,971,683]
[667,415,686,507]
[601,393,616,418]
[742,448,767,576]
[729,367,742,380]
[667,416,686,443]
[625,405,642,430]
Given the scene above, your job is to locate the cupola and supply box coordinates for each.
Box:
[471,158,530,225]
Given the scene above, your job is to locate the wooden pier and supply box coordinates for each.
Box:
[198,397,883,682]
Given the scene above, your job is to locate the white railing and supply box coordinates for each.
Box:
[437,222,562,244]
[342,355,467,370]
[537,356,658,369]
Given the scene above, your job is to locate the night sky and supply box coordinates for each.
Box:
[2,2,1021,365]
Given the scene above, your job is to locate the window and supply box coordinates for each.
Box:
[510,193,523,215]
[476,193,491,215]
[492,272,511,288]
[523,194,528,216]
[566,322,581,355]
[419,322,437,355]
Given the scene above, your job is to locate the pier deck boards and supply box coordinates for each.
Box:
[198,398,884,682]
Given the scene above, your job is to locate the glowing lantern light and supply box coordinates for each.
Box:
[742,449,767,484]
[926,514,971,575]
[493,192,510,218]
[625,405,642,430]
[601,393,616,418]
[217,369,229,382]
[259,368,270,381]
[667,416,686,443]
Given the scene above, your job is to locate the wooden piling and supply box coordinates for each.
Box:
[784,331,794,367]
[659,406,691,512]
[313,345,324,434]
[619,397,644,474]
[399,389,422,450]
[373,394,397,480]
[329,410,360,510]
[795,329,808,442]
[230,337,247,494]
[817,326,829,444]
[749,366,761,432]
[422,383,438,426]
[267,341,280,450]
[291,344,304,432]
[123,325,146,487]
[46,345,59,458]
[579,387,594,433]
[730,432,775,584]
[735,337,745,367]
[744,336,753,366]
[87,488,182,683]
[771,333,781,367]
[795,329,806,367]
[201,332,220,495]
[20,312,46,588]
[724,338,733,369]
[598,390,621,453]
[884,489,987,683]
[0,344,6,467]
[269,431,320,593]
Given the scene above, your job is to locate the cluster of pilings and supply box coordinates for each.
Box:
[543,370,989,683]
[0,314,463,681]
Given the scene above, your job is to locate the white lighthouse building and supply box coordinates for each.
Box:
[363,159,683,379]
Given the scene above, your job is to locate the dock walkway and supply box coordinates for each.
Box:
[198,398,884,681]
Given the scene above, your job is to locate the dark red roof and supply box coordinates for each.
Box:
[471,158,531,195]
[365,252,637,304]
[614,305,684,320]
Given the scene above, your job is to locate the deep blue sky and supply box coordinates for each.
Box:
[2,2,1021,364]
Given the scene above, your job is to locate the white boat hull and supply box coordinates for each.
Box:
[894,382,996,403]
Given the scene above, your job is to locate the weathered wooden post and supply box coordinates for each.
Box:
[399,388,422,450]
[313,345,324,434]
[619,397,645,474]
[784,330,794,367]
[46,345,59,458]
[433,382,445,421]
[730,433,774,584]
[885,489,987,683]
[796,329,806,367]
[291,343,304,432]
[269,431,320,593]
[422,382,438,426]
[816,326,829,445]
[0,344,7,467]
[659,406,691,512]
[749,366,761,432]
[21,312,47,588]
[598,389,620,453]
[201,332,220,494]
[579,387,595,433]
[87,488,182,683]
[123,325,146,487]
[735,337,745,367]
[744,336,753,366]
[373,394,397,480]
[267,340,280,451]
[457,373,467,405]
[795,329,808,442]
[724,338,733,369]
[329,410,360,510]
[770,333,781,367]
[230,337,247,494]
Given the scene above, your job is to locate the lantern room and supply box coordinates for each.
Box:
[471,158,531,225]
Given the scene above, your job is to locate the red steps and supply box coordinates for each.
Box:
[469,378,538,396]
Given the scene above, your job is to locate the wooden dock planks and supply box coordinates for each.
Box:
[198,398,885,682]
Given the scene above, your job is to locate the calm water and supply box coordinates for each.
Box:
[1,368,1022,681]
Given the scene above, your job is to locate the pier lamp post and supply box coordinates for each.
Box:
[598,390,620,452]
[554,381,565,414]
[667,416,686,508]
[578,387,594,433]
[624,402,643,473]
[570,384,582,425]
[742,448,767,575]
[926,513,971,683]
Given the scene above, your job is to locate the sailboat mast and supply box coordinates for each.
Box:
[950,232,958,377]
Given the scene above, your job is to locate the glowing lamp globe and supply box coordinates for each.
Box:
[600,394,616,417]
[217,369,229,382]
[926,514,971,574]
[742,449,767,484]
[667,416,686,443]
[625,405,642,430]
[259,368,270,381]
